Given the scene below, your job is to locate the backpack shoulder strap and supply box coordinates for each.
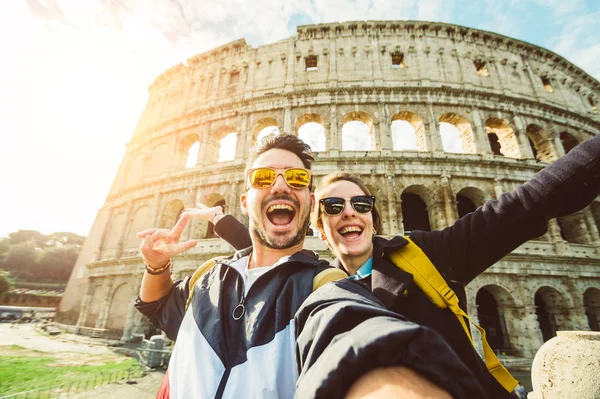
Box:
[312,268,348,291]
[185,257,226,311]
[389,238,517,393]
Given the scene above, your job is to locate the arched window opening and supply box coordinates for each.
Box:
[391,111,426,151]
[401,193,431,233]
[487,133,502,156]
[125,206,153,249]
[541,75,553,92]
[391,120,418,150]
[476,288,506,351]
[218,132,237,162]
[557,212,589,244]
[526,124,556,162]
[107,283,131,332]
[457,194,477,218]
[253,118,280,145]
[298,122,326,152]
[342,112,374,151]
[528,138,539,160]
[256,126,280,143]
[589,96,598,113]
[535,287,569,342]
[186,141,200,168]
[584,288,600,332]
[159,200,185,229]
[485,118,521,158]
[439,122,464,153]
[439,113,477,154]
[560,132,579,154]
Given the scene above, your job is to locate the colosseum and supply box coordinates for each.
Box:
[58,21,600,368]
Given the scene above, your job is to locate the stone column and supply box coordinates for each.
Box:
[548,219,567,255]
[385,174,399,235]
[379,103,392,150]
[470,109,492,156]
[96,207,114,261]
[426,103,444,153]
[329,104,340,154]
[440,172,459,228]
[283,106,292,136]
[284,38,295,92]
[95,279,115,330]
[235,113,249,161]
[328,36,338,88]
[116,201,134,259]
[76,281,95,331]
[120,297,138,342]
[512,114,535,159]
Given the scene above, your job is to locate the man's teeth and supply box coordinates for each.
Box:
[267,204,294,213]
[340,226,363,234]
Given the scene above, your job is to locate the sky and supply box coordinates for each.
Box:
[0,0,598,238]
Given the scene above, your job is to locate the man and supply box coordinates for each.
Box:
[135,134,484,398]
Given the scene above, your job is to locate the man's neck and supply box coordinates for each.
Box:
[249,241,305,269]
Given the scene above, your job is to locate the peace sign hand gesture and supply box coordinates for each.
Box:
[137,212,198,270]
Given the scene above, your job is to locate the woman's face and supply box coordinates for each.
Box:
[319,180,375,263]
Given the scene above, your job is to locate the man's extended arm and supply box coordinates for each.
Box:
[412,133,600,284]
[186,204,252,250]
[295,279,486,398]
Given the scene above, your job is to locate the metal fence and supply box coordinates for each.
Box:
[0,366,145,399]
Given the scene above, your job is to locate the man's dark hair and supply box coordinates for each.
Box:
[246,134,315,170]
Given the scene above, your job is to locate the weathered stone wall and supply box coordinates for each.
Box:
[58,21,600,355]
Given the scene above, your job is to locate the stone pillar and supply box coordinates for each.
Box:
[150,193,162,227]
[120,297,138,342]
[96,207,114,261]
[517,276,544,358]
[582,207,600,250]
[116,201,134,259]
[385,174,399,235]
[328,36,338,88]
[329,104,340,154]
[234,113,249,161]
[379,103,392,150]
[95,279,115,330]
[548,219,567,256]
[284,38,295,92]
[512,114,535,159]
[425,103,444,153]
[283,106,292,136]
[470,109,492,156]
[493,178,504,199]
[76,281,95,330]
[439,172,459,228]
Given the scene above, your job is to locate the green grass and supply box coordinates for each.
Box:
[0,346,141,396]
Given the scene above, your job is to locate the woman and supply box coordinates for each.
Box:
[190,133,600,399]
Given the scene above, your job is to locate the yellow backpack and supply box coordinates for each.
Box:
[185,257,347,311]
[389,238,518,393]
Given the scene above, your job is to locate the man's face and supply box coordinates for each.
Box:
[241,148,314,250]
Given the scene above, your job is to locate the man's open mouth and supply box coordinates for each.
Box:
[267,204,296,226]
[338,225,363,239]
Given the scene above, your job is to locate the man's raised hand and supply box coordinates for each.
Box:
[137,212,198,270]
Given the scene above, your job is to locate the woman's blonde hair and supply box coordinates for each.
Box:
[312,172,382,234]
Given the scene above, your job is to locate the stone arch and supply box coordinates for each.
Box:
[84,284,104,328]
[107,283,132,333]
[484,118,521,158]
[559,131,580,154]
[456,186,489,218]
[159,199,185,229]
[205,126,239,164]
[252,117,280,143]
[102,209,127,254]
[534,286,571,342]
[584,287,600,331]
[342,111,375,151]
[476,285,518,352]
[196,193,226,239]
[175,133,200,170]
[125,205,153,249]
[400,185,437,233]
[296,113,326,152]
[525,124,557,162]
[391,111,426,151]
[556,211,590,244]
[439,113,477,154]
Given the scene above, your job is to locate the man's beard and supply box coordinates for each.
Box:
[250,206,311,250]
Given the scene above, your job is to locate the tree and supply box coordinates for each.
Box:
[3,242,38,279]
[0,271,13,301]
[9,230,47,246]
[37,246,79,281]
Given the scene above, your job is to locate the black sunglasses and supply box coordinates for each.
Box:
[319,196,376,216]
